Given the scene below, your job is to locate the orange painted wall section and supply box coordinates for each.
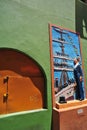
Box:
[0,49,43,77]
[0,77,7,114]
[0,49,46,114]
[53,100,87,130]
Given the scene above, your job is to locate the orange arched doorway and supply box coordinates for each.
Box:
[0,49,47,114]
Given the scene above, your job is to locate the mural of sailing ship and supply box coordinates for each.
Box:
[51,26,83,102]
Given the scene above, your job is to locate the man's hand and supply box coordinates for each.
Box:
[80,76,83,81]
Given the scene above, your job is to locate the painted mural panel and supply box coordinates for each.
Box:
[49,24,85,102]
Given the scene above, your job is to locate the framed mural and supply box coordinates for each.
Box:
[49,24,85,103]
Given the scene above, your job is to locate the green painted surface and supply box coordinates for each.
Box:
[0,0,87,129]
[0,110,51,130]
[75,0,87,90]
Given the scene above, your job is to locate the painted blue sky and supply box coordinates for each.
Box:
[52,26,82,85]
[52,27,81,59]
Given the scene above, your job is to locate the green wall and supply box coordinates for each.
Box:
[75,0,87,90]
[0,0,87,130]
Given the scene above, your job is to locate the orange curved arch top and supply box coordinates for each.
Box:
[0,49,46,114]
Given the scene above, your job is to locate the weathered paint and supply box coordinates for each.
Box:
[0,0,87,130]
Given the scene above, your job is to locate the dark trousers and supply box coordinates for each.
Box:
[75,80,84,100]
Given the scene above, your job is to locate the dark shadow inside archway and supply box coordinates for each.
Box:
[75,0,87,39]
[0,48,47,114]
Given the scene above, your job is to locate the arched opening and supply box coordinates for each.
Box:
[0,48,47,114]
[80,0,87,4]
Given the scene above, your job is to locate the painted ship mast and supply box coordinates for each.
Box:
[53,28,73,87]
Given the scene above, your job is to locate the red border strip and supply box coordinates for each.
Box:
[49,23,55,107]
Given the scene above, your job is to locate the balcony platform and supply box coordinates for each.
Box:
[56,99,87,109]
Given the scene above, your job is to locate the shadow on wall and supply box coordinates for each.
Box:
[75,0,87,39]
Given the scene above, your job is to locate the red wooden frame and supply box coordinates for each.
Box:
[49,23,86,107]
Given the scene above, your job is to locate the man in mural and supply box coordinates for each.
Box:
[73,58,85,101]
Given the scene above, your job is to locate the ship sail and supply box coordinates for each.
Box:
[53,27,76,101]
